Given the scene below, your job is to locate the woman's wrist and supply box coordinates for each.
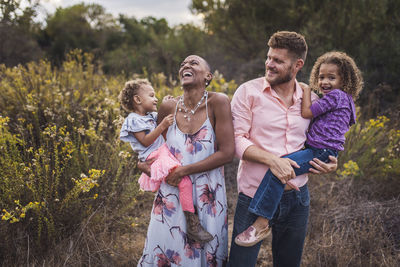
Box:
[178,165,190,177]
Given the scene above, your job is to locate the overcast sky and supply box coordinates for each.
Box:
[38,0,203,26]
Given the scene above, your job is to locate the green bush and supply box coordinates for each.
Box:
[337,115,400,197]
[0,51,137,260]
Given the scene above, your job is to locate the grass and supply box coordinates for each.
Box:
[18,161,397,267]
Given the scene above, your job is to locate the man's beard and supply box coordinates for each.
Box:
[266,65,295,86]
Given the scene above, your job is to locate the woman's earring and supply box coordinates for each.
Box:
[205,80,209,86]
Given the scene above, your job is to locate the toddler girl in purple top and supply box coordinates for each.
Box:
[235,51,363,247]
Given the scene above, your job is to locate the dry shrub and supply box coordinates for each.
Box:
[27,192,155,267]
[224,168,399,267]
[303,175,400,267]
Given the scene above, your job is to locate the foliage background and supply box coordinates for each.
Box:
[1,0,399,266]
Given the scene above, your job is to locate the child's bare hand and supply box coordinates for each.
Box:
[160,114,174,129]
[299,82,310,91]
[162,95,174,102]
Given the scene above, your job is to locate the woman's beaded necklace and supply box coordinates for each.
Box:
[178,91,207,121]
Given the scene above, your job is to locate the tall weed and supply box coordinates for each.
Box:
[338,115,400,198]
[0,51,135,262]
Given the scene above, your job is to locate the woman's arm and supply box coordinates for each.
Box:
[157,98,178,138]
[301,84,313,119]
[166,93,235,186]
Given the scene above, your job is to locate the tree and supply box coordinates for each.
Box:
[41,3,118,64]
[191,0,314,81]
[191,0,400,114]
[0,0,43,66]
[301,0,400,100]
[103,16,210,79]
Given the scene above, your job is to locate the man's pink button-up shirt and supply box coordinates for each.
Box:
[231,77,317,198]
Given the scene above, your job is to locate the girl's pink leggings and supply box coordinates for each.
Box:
[178,176,195,213]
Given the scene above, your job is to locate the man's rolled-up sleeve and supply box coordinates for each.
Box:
[231,85,254,159]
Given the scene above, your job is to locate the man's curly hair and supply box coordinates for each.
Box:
[309,51,363,100]
[118,79,151,112]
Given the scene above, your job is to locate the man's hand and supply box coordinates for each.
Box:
[309,155,338,174]
[269,156,300,184]
[137,158,155,176]
[242,146,299,190]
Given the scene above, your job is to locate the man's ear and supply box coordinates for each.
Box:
[133,95,141,104]
[295,59,304,71]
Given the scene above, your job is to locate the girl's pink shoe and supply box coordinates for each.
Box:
[234,225,270,247]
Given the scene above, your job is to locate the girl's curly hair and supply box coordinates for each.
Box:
[309,51,363,100]
[118,79,151,112]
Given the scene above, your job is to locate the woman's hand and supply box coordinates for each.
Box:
[137,158,155,176]
[165,166,186,187]
[309,155,338,174]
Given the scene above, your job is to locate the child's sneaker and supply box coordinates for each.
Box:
[234,225,270,247]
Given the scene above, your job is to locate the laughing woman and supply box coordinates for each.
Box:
[138,55,234,266]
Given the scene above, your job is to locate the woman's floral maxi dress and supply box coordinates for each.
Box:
[138,96,228,266]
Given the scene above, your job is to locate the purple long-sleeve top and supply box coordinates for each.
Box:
[306,89,356,151]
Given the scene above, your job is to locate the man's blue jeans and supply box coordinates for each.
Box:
[228,186,310,267]
[249,146,338,220]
